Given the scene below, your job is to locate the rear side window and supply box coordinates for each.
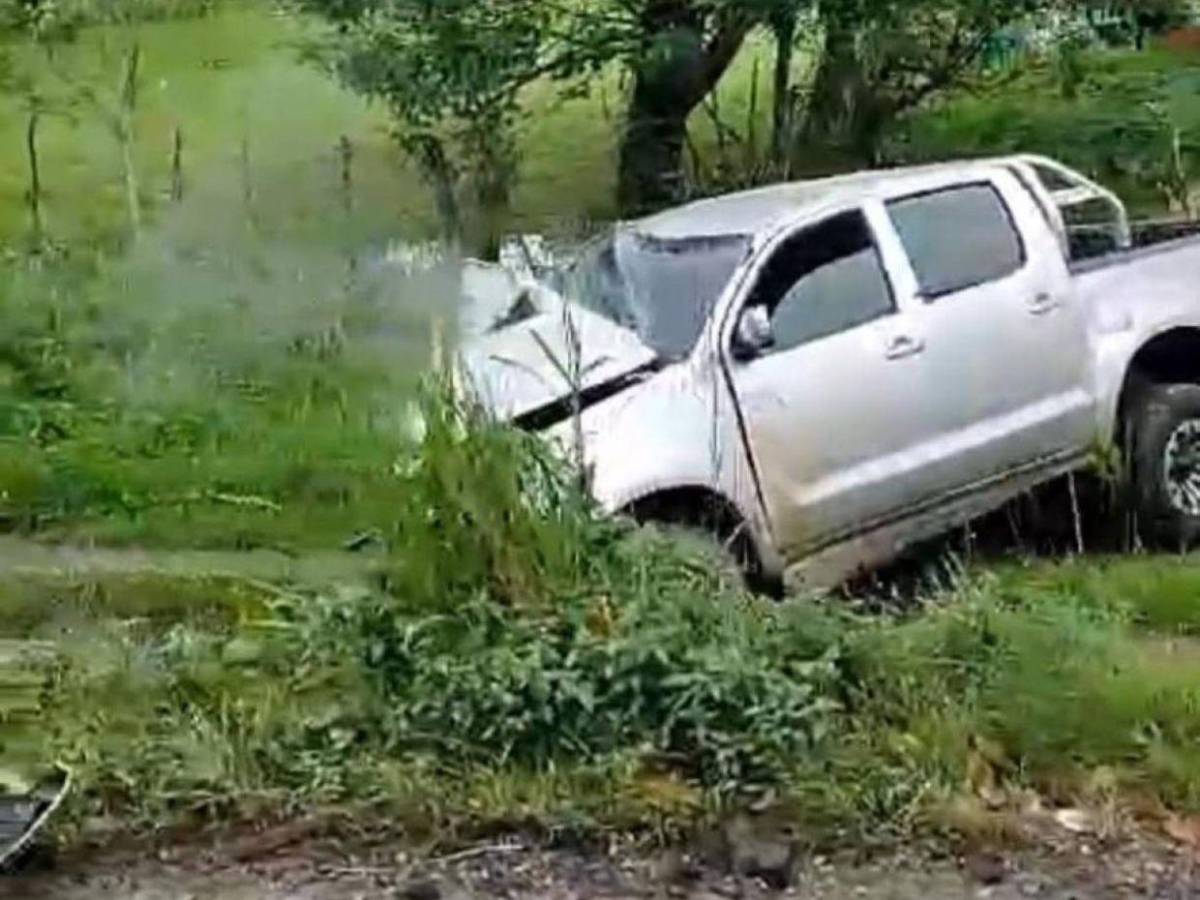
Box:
[888,184,1025,298]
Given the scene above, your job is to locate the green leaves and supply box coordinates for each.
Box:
[299,0,552,127]
[296,0,791,214]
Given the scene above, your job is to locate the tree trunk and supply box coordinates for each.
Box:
[806,26,861,143]
[405,132,462,250]
[804,24,886,168]
[464,114,515,262]
[618,76,690,215]
[770,9,797,170]
[26,109,43,239]
[617,5,752,215]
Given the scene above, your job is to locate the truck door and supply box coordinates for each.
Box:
[879,174,1095,493]
[725,206,938,558]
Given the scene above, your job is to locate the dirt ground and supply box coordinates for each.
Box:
[0,536,377,587]
[7,821,1200,900]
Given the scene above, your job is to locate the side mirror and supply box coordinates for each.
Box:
[732,306,774,361]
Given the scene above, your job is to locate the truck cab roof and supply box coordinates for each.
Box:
[631,155,1123,246]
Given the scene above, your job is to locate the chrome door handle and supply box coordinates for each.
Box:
[885,334,925,360]
[1027,292,1059,315]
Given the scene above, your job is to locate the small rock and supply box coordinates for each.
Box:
[964,851,1007,885]
[1053,808,1095,835]
[398,876,441,900]
[651,848,701,886]
[721,813,801,889]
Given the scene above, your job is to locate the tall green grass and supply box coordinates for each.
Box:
[791,564,1200,842]
[5,206,1200,845]
[0,177,457,550]
[16,386,845,837]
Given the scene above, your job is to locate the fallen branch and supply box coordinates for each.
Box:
[432,841,526,864]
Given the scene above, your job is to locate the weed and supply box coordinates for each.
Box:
[792,567,1200,842]
[14,386,843,838]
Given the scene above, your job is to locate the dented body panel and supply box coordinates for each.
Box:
[463,155,1200,588]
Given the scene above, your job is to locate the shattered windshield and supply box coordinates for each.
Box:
[558,229,752,361]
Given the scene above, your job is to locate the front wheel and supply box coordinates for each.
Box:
[1129,383,1200,550]
[649,522,781,597]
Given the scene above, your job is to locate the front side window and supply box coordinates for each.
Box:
[888,184,1025,298]
[746,210,895,354]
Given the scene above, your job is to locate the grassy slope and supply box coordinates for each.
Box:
[0,7,434,246]
[3,10,1192,251]
[8,521,1200,844]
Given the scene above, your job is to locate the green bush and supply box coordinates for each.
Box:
[31,388,843,828]
[274,392,842,790]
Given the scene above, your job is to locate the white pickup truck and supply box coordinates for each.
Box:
[463,155,1200,592]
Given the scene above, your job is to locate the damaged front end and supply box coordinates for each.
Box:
[457,250,664,431]
[457,227,749,432]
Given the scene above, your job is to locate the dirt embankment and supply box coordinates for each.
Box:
[8,815,1200,900]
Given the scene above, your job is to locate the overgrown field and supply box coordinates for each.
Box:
[4,233,1200,849]
[2,3,1200,858]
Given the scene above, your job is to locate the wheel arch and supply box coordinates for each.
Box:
[1114,326,1200,444]
[621,484,782,594]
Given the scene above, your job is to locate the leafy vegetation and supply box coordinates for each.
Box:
[5,241,1200,840]
[0,231,438,550]
[897,46,1200,214]
[15,475,1200,844]
[296,0,1078,238]
[5,390,845,835]
[5,226,1200,840]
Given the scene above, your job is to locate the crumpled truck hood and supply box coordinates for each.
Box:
[457,264,658,427]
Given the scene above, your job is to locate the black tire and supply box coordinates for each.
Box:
[1129,383,1200,551]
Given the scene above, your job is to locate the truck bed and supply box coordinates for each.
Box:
[1070,226,1200,276]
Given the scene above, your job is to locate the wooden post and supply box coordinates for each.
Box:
[118,42,142,237]
[770,8,797,176]
[338,134,353,214]
[25,109,44,239]
[170,125,184,204]
[240,134,257,228]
